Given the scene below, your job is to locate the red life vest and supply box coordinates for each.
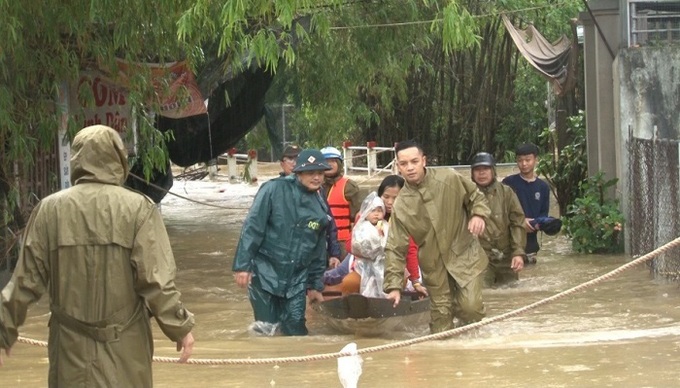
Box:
[327,177,351,241]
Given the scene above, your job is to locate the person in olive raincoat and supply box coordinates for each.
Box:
[233,149,332,336]
[384,140,491,333]
[470,152,526,287]
[0,125,195,386]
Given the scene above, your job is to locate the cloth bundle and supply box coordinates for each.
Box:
[530,216,562,236]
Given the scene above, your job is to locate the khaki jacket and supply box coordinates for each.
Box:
[384,168,491,291]
[0,125,194,387]
[478,181,526,259]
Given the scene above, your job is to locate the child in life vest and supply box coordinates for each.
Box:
[349,192,388,298]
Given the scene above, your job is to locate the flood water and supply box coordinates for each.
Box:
[3,177,680,387]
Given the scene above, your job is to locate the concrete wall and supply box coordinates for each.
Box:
[616,48,680,141]
[615,47,680,253]
[581,1,680,253]
[580,0,622,183]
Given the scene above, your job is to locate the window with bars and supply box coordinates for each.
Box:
[629,1,680,46]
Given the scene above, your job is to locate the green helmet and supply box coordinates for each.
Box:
[293,149,332,172]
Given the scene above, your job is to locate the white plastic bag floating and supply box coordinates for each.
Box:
[338,342,363,388]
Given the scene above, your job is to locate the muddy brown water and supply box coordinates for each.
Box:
[3,169,680,387]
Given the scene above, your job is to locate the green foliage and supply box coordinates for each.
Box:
[1,0,485,175]
[1,0,586,246]
[537,111,588,216]
[440,2,481,53]
[563,172,625,254]
[266,0,483,149]
[263,0,584,163]
[0,1,307,262]
[495,63,549,155]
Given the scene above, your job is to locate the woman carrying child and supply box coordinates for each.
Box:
[323,175,428,297]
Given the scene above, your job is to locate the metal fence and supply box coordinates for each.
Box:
[629,1,680,47]
[19,143,60,210]
[627,133,680,278]
[1,140,59,273]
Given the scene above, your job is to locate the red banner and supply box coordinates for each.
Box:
[116,60,207,119]
[71,60,207,133]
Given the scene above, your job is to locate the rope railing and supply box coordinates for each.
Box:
[342,145,394,178]
[353,159,396,185]
[343,146,394,162]
[16,235,680,365]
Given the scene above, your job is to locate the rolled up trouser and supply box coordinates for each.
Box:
[526,232,539,255]
[248,279,308,336]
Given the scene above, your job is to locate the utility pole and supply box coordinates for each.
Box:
[281,103,293,148]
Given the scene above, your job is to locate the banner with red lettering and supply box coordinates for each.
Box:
[116,59,207,119]
[71,61,206,133]
[71,71,132,133]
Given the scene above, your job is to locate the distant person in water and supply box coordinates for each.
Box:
[233,149,332,335]
[502,143,559,264]
[470,152,525,287]
[279,145,301,177]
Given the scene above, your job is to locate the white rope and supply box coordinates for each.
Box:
[352,159,397,185]
[16,235,680,365]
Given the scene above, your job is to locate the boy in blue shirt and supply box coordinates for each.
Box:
[502,143,551,264]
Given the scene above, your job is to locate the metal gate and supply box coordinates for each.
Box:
[19,142,61,207]
[0,139,59,278]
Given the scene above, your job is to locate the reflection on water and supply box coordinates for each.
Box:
[4,180,680,387]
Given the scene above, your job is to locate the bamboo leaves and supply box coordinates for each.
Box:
[440,1,480,54]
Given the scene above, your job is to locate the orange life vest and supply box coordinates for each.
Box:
[327,177,351,241]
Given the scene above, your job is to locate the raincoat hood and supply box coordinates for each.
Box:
[357,191,385,224]
[352,192,387,262]
[70,125,129,186]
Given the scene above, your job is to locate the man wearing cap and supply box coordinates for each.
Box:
[279,145,342,270]
[320,146,364,259]
[279,145,301,177]
[502,143,552,264]
[470,152,525,287]
[233,149,333,336]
